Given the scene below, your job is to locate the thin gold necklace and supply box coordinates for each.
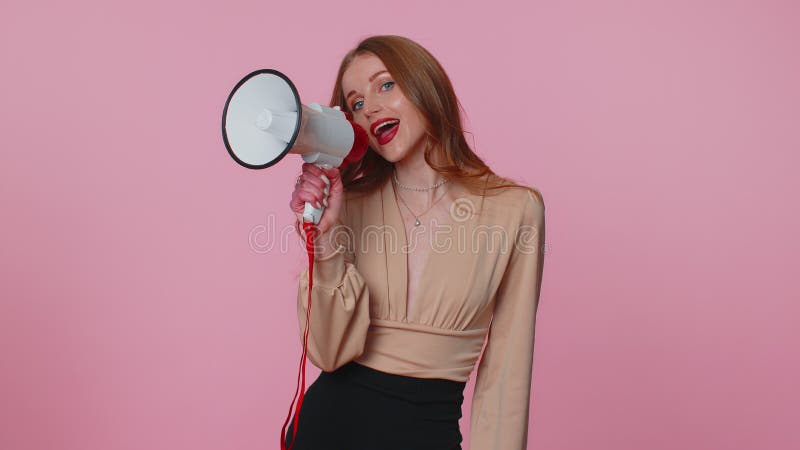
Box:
[394,181,450,227]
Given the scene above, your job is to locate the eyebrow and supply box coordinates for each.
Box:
[345,70,389,101]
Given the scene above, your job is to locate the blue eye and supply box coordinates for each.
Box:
[350,81,393,112]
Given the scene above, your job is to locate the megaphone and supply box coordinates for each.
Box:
[222,69,368,224]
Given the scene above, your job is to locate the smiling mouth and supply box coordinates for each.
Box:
[374,120,400,144]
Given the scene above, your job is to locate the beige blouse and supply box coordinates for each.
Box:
[296,174,546,450]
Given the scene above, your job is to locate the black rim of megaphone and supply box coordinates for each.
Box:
[221,68,302,170]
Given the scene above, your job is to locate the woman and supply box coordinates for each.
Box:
[288,35,545,450]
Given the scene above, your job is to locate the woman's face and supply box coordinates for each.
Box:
[341,53,428,163]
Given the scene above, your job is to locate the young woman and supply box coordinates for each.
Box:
[288,35,545,450]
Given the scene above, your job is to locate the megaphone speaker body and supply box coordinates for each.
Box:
[222,69,368,224]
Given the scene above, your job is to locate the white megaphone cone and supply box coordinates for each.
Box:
[222,69,368,224]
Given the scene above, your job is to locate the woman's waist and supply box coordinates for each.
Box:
[353,319,489,383]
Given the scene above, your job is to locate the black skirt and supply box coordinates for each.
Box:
[285,361,467,450]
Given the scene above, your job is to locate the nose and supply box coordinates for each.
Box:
[364,97,382,119]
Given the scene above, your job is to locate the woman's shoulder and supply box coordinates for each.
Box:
[482,173,545,216]
[482,177,545,255]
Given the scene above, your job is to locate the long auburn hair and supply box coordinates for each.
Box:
[329,35,542,205]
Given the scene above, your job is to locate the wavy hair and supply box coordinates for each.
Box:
[329,35,542,205]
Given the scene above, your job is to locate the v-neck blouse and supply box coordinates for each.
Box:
[296,175,545,450]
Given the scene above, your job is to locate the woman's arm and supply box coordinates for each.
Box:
[470,189,546,450]
[295,205,371,373]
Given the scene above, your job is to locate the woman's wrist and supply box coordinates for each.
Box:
[295,219,341,259]
[313,229,341,259]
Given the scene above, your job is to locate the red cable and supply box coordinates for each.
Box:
[281,222,316,450]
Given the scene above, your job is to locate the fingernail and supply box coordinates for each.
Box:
[323,198,328,207]
[324,186,329,195]
[315,201,321,209]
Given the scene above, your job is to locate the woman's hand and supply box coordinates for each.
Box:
[290,163,344,236]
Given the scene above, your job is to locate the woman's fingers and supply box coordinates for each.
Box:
[320,166,340,181]
[292,179,327,204]
[292,186,325,209]
[302,162,325,178]
[291,164,341,235]
[320,167,341,192]
[299,181,326,201]
[298,171,326,191]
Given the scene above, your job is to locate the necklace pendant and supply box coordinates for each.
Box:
[414,218,421,227]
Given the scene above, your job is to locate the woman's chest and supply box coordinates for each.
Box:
[350,215,512,328]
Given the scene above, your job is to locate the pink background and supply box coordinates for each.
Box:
[2,1,798,449]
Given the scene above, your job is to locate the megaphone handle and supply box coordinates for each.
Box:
[302,167,331,225]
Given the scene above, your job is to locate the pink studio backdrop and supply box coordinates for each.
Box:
[1,1,798,449]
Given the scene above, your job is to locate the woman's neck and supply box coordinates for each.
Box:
[392,150,451,207]
[393,148,447,187]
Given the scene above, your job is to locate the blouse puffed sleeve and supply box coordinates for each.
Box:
[296,216,371,373]
[469,189,546,450]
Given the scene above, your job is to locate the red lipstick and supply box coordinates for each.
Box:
[370,118,400,145]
